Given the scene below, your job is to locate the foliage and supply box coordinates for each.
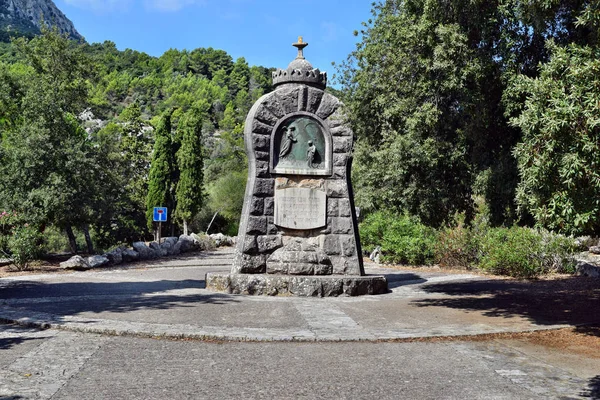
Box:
[146,111,176,230]
[360,212,436,265]
[7,225,44,270]
[174,108,204,229]
[478,226,576,278]
[340,0,598,229]
[510,42,600,235]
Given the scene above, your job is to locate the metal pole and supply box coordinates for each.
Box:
[158,221,162,244]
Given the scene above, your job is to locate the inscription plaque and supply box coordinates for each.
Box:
[274,187,326,230]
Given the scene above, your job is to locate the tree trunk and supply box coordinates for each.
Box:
[65,226,78,254]
[206,211,219,234]
[183,219,188,236]
[82,224,94,254]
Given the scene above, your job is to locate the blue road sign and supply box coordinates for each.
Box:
[153,207,168,222]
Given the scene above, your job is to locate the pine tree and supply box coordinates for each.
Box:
[174,109,204,235]
[146,111,176,235]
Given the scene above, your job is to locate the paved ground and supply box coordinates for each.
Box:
[0,248,599,399]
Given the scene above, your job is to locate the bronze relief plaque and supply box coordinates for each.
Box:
[271,115,331,176]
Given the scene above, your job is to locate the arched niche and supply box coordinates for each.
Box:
[269,112,332,176]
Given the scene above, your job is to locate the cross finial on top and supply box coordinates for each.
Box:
[293,36,308,59]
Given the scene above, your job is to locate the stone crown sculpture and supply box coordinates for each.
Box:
[272,37,327,89]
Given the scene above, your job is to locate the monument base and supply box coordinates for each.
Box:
[205,273,388,297]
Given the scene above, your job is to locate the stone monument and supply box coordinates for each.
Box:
[206,37,388,296]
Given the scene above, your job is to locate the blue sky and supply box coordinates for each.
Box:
[54,0,373,79]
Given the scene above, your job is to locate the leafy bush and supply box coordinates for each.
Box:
[477,226,577,278]
[435,225,477,268]
[8,225,45,270]
[360,212,436,265]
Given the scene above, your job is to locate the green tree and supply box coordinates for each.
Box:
[510,4,600,235]
[0,27,98,253]
[146,111,176,235]
[175,108,204,235]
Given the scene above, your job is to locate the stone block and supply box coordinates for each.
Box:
[246,216,267,235]
[253,178,274,197]
[255,104,279,125]
[252,120,273,135]
[237,254,266,274]
[332,167,347,179]
[330,125,352,136]
[206,273,388,297]
[256,151,269,160]
[243,235,258,254]
[338,199,351,217]
[288,263,315,275]
[333,137,352,153]
[264,197,274,216]
[261,94,286,118]
[307,87,324,113]
[327,198,339,217]
[316,93,340,119]
[122,248,139,262]
[321,279,343,296]
[333,154,347,167]
[274,87,299,114]
[257,235,283,252]
[327,181,348,198]
[256,161,270,178]
[322,235,341,256]
[333,217,353,235]
[314,263,333,275]
[340,235,356,257]
[253,134,270,151]
[249,197,264,216]
[289,277,322,297]
[266,261,288,274]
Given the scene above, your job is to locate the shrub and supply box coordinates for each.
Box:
[360,212,436,265]
[8,225,45,270]
[435,225,477,268]
[477,226,577,278]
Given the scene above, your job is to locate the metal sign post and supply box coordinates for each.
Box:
[153,207,168,244]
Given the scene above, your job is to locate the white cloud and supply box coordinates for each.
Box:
[62,0,131,12]
[143,0,206,12]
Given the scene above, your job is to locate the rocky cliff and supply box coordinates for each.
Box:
[0,0,82,40]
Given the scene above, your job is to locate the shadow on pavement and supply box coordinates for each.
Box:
[0,336,49,351]
[0,278,238,319]
[581,375,600,399]
[411,277,600,334]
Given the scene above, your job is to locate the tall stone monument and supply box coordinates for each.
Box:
[206,38,387,296]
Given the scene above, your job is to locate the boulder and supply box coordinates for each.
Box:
[122,248,140,262]
[104,248,123,265]
[209,233,234,247]
[178,234,199,253]
[87,255,110,268]
[132,242,157,260]
[576,260,600,277]
[162,237,179,255]
[60,255,90,270]
[589,246,600,255]
[149,241,168,257]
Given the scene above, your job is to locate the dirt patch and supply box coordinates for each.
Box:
[0,261,68,278]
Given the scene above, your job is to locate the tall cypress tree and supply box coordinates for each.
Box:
[175,109,204,235]
[146,111,175,235]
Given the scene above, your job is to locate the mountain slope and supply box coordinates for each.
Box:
[0,0,82,40]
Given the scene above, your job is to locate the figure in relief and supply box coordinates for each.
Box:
[307,140,317,168]
[279,125,297,158]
